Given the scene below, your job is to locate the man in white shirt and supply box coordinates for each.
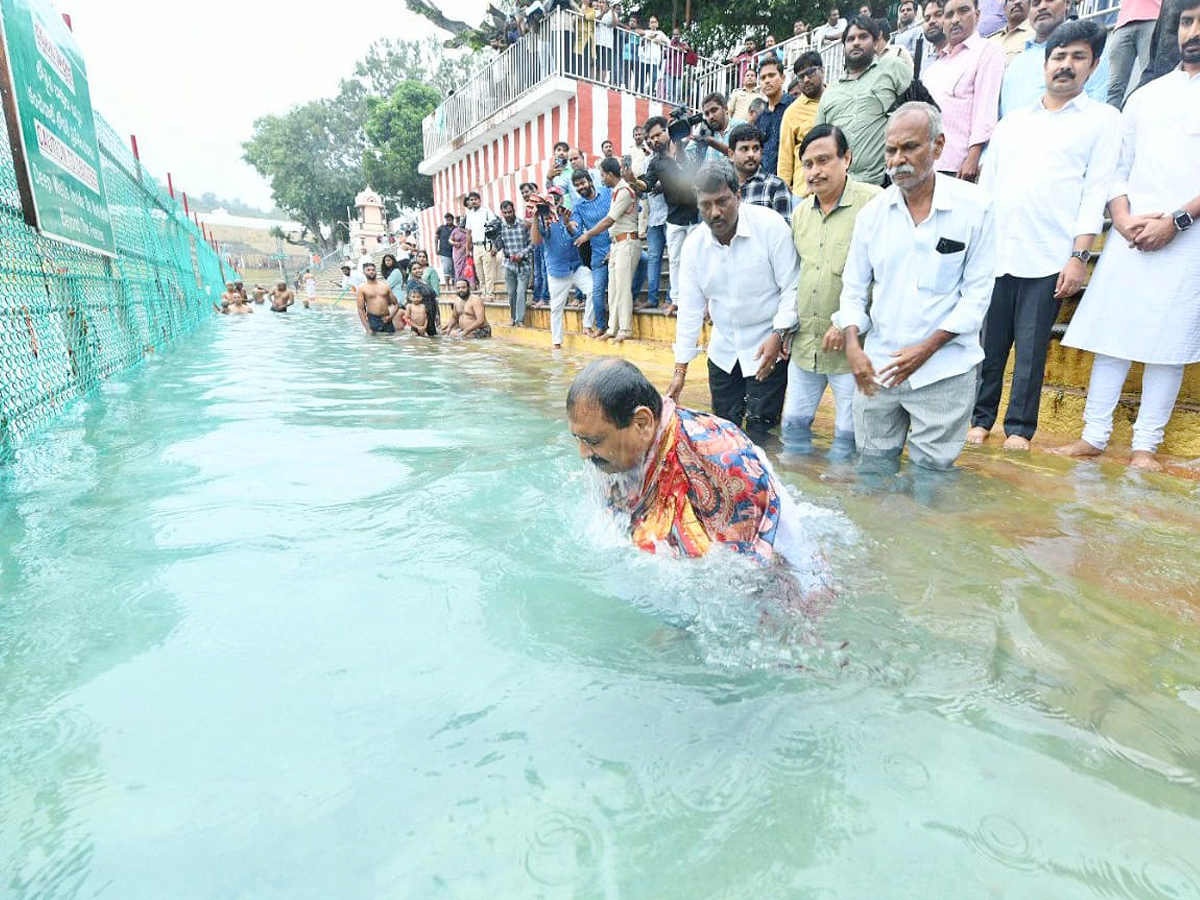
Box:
[815,6,850,47]
[463,191,500,301]
[968,20,1120,451]
[667,159,801,439]
[831,102,996,472]
[1052,3,1200,471]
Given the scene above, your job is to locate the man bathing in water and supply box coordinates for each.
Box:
[355,262,400,333]
[251,285,267,305]
[446,279,491,338]
[219,282,238,309]
[566,359,811,568]
[214,293,253,315]
[269,281,294,313]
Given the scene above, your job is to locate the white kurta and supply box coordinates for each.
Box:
[1062,68,1200,365]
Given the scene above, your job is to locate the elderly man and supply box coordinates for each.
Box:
[1052,1,1200,471]
[567,359,810,567]
[989,0,1034,62]
[969,20,1120,451]
[1000,0,1111,114]
[923,0,1006,181]
[832,102,996,472]
[784,124,882,458]
[778,51,827,194]
[668,160,801,439]
[815,17,914,186]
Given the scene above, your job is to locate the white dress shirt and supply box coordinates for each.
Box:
[674,203,800,373]
[833,174,996,389]
[979,93,1121,279]
[464,206,496,244]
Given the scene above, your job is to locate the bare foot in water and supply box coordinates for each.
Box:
[1002,434,1031,451]
[966,426,989,444]
[1048,439,1103,458]
[1128,450,1164,472]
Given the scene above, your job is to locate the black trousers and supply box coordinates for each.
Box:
[972,273,1060,439]
[708,357,787,437]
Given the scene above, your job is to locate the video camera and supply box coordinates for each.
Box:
[483,216,503,243]
[667,106,705,142]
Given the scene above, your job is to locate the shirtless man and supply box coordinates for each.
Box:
[234,281,248,303]
[355,262,400,333]
[269,281,295,313]
[251,284,267,305]
[219,282,238,309]
[447,279,491,338]
[214,294,253,315]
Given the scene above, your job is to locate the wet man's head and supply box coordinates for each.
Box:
[225,281,235,291]
[567,359,663,474]
[277,280,287,289]
[455,278,471,299]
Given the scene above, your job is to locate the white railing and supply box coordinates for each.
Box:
[423,9,733,159]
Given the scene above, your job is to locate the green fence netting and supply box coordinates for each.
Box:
[0,110,225,458]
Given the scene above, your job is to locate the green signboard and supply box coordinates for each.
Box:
[0,0,115,255]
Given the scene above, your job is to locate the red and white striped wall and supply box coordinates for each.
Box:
[418,82,667,254]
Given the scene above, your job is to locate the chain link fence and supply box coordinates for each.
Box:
[0,110,224,458]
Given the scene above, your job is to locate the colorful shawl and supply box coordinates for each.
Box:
[615,399,782,565]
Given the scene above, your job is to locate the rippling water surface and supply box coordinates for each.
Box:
[2,309,1199,900]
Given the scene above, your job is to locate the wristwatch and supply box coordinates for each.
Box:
[1069,249,1091,263]
[772,326,795,342]
[1173,209,1194,232]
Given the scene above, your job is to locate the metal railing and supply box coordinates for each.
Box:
[423,9,730,159]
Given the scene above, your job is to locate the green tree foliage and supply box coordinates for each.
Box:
[637,0,830,57]
[242,38,483,244]
[363,81,444,211]
[242,99,363,249]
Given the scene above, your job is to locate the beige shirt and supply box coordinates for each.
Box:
[989,19,1035,64]
[608,182,639,235]
[728,87,767,123]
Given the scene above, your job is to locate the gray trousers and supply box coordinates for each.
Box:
[853,368,975,470]
[1107,19,1155,107]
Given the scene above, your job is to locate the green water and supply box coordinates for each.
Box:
[2,310,1199,899]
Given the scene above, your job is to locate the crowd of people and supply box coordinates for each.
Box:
[395,0,1199,481]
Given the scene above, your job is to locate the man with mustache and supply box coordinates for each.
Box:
[923,0,1006,182]
[783,124,881,459]
[1052,1,1200,471]
[1000,0,1111,115]
[815,16,914,186]
[989,0,1035,64]
[566,358,809,566]
[667,160,800,440]
[831,102,996,473]
[968,20,1120,451]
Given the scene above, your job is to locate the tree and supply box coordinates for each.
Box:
[242,99,363,250]
[362,81,443,211]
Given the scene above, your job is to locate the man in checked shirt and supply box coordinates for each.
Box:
[728,123,793,218]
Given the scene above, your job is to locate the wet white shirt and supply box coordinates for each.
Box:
[674,204,800,374]
[833,174,996,389]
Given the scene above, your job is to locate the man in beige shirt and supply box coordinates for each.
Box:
[988,0,1034,63]
[575,157,642,343]
[728,67,768,122]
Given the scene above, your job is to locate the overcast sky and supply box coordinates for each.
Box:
[66,0,484,210]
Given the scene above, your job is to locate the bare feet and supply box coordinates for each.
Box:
[1128,450,1164,472]
[663,303,677,316]
[1048,439,1104,458]
[1002,434,1031,451]
[598,332,613,341]
[966,425,989,444]
[552,343,562,349]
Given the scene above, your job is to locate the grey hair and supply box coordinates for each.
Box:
[889,101,943,142]
[694,158,740,195]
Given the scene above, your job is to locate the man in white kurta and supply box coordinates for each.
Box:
[1054,10,1200,471]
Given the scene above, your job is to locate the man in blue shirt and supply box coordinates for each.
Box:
[1000,0,1110,115]
[751,56,794,175]
[530,186,592,349]
[570,170,613,336]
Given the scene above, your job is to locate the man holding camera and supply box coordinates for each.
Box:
[520,181,551,308]
[635,115,702,315]
[690,93,746,162]
[531,186,592,349]
[464,191,501,302]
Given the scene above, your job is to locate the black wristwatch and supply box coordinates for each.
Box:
[1173,209,1194,232]
[1069,249,1091,263]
